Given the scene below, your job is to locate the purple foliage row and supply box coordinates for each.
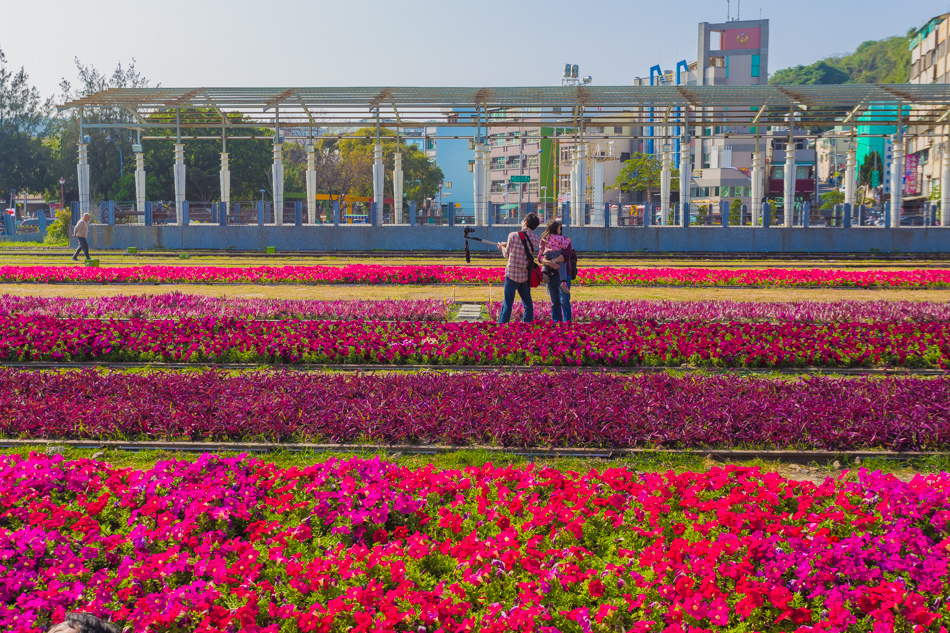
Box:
[0,292,448,321]
[2,369,948,451]
[489,299,950,323]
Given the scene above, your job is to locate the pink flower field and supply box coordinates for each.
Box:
[4,264,950,287]
[3,454,949,633]
[1,315,948,367]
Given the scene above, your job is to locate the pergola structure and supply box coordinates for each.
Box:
[59,84,950,228]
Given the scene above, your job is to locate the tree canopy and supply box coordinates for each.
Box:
[337,128,444,203]
[0,47,53,202]
[613,152,678,203]
[770,30,913,85]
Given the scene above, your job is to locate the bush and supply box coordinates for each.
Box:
[43,208,72,245]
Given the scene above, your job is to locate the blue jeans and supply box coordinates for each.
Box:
[498,277,534,323]
[547,275,572,322]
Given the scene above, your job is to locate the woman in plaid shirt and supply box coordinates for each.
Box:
[496,212,541,323]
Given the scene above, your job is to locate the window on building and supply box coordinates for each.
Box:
[771,166,784,179]
[751,55,761,78]
[614,126,623,134]
[620,152,631,162]
[559,175,571,190]
[796,166,811,180]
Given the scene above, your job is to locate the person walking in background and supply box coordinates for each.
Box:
[496,212,541,323]
[72,213,91,261]
[539,220,574,323]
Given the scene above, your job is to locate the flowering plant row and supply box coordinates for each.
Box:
[4,369,950,450]
[0,293,447,322]
[5,295,950,325]
[5,264,950,287]
[2,316,950,368]
[489,299,950,323]
[3,454,948,633]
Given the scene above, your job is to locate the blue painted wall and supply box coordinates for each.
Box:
[84,224,950,254]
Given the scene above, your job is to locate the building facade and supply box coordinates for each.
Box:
[907,13,949,219]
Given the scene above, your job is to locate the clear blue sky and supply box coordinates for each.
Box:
[4,0,949,100]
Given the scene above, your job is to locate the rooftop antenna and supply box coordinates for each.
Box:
[737,0,740,20]
[726,0,730,21]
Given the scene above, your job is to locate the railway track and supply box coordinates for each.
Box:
[3,438,943,465]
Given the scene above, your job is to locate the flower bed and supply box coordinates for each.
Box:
[0,293,447,321]
[3,454,947,632]
[5,264,950,287]
[3,369,950,450]
[6,295,950,324]
[489,299,950,323]
[1,316,949,368]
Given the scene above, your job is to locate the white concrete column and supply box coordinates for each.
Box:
[272,143,284,225]
[679,150,691,211]
[661,148,672,225]
[306,146,317,224]
[393,151,404,222]
[219,153,231,207]
[591,161,605,225]
[372,143,384,210]
[482,145,491,223]
[473,143,484,226]
[751,151,763,226]
[942,145,950,227]
[173,143,186,225]
[77,143,91,218]
[134,151,146,218]
[844,146,857,207]
[571,145,587,226]
[783,153,796,228]
[891,138,904,226]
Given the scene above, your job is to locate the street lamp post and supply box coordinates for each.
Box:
[106,136,124,178]
[59,178,65,210]
[540,186,548,219]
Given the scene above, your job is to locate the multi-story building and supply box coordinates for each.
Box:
[906,13,949,219]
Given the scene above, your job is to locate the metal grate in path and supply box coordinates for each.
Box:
[454,304,483,322]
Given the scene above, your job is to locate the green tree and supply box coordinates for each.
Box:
[820,190,844,210]
[614,152,678,203]
[770,61,850,85]
[730,198,742,225]
[0,47,53,202]
[337,129,443,203]
[859,151,884,187]
[118,108,273,202]
[49,58,152,204]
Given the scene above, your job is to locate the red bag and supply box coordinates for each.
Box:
[518,232,543,288]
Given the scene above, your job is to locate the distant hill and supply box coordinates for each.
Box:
[770,30,914,85]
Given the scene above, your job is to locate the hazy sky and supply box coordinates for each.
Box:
[4,0,949,101]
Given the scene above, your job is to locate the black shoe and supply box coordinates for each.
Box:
[71,256,78,261]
